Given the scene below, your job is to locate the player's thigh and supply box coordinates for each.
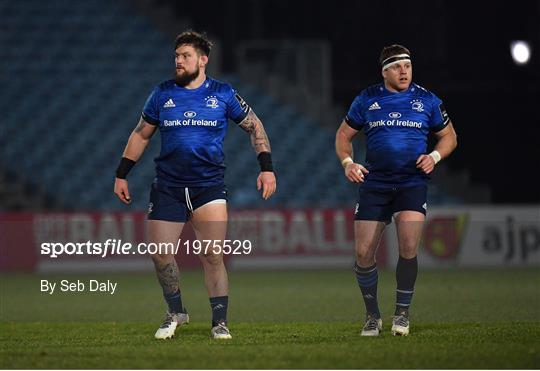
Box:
[190,184,228,241]
[191,202,228,238]
[147,220,184,262]
[191,202,228,265]
[354,220,386,257]
[395,211,425,257]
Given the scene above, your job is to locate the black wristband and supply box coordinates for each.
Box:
[115,157,136,179]
[257,152,274,172]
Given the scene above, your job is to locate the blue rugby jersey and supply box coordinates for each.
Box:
[345,83,450,188]
[141,77,250,187]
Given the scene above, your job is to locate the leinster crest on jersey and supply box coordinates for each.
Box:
[205,96,219,109]
[411,99,424,112]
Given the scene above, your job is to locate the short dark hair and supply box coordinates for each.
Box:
[174,31,213,56]
[379,44,411,65]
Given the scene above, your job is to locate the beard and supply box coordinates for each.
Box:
[174,67,200,87]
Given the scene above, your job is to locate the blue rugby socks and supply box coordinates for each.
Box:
[395,255,418,315]
[354,263,381,318]
[164,288,186,314]
[210,296,229,327]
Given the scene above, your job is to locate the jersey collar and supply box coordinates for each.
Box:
[381,82,415,95]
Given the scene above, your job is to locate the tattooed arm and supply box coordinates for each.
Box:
[114,117,158,204]
[238,109,277,199]
[238,110,271,154]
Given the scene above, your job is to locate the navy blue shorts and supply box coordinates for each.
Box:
[354,184,427,224]
[148,182,228,222]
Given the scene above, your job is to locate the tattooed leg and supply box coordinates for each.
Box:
[147,220,185,313]
[154,260,180,295]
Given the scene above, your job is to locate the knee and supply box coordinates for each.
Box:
[398,242,418,259]
[355,245,376,266]
[399,249,417,259]
[151,253,173,266]
[202,253,224,268]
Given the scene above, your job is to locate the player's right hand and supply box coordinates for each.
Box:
[345,163,369,183]
[114,178,132,204]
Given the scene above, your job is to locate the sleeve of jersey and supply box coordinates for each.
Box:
[226,88,250,124]
[344,96,365,130]
[429,94,451,132]
[141,88,160,126]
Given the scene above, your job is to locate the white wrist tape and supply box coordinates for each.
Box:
[341,156,353,168]
[429,150,441,164]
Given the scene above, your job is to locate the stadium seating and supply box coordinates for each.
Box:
[1,0,169,210]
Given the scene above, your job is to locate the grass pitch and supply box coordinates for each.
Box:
[1,268,539,368]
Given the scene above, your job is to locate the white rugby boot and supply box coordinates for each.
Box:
[210,321,232,340]
[391,309,410,336]
[154,311,189,339]
[361,314,383,336]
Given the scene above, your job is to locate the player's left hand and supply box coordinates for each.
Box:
[257,171,276,200]
[416,154,436,174]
